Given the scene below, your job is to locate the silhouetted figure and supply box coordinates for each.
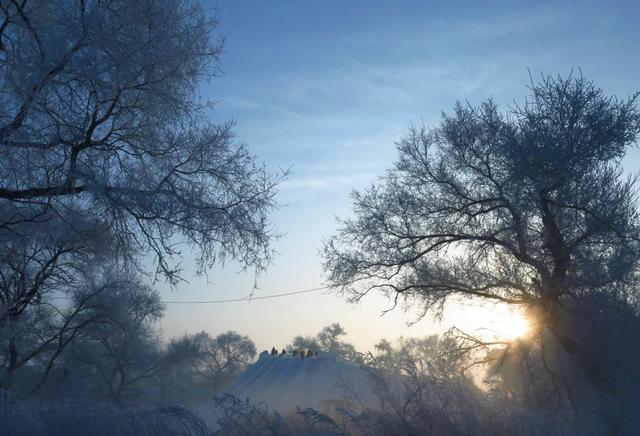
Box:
[306,349,313,358]
[300,351,305,360]
[271,347,277,356]
[293,350,298,357]
[314,351,318,357]
[280,348,286,356]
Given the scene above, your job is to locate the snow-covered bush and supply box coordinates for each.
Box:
[0,399,213,436]
[213,393,351,436]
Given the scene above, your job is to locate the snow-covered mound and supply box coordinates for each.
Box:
[219,352,376,413]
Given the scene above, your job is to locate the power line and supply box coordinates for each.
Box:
[161,285,331,304]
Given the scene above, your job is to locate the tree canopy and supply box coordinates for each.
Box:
[0,0,280,394]
[0,0,283,283]
[323,73,640,390]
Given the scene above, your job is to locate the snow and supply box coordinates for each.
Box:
[218,352,376,413]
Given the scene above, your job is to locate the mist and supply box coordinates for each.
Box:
[1,1,640,435]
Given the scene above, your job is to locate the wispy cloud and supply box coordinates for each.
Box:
[281,173,378,191]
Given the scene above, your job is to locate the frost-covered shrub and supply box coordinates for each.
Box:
[213,393,348,436]
[0,400,212,436]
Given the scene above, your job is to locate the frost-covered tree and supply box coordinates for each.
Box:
[67,274,195,401]
[317,323,358,360]
[323,73,640,397]
[187,330,256,392]
[317,323,347,352]
[287,323,359,361]
[0,0,282,284]
[0,0,280,393]
[0,209,117,388]
[286,335,321,354]
[352,335,483,435]
[153,331,255,402]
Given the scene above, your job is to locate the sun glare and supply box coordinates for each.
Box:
[497,311,530,340]
[454,304,531,341]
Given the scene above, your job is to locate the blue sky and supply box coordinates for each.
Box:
[158,0,640,353]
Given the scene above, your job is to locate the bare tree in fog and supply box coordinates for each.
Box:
[323,73,640,404]
[67,273,199,401]
[287,335,321,355]
[286,323,359,361]
[348,335,483,435]
[193,331,256,391]
[0,0,283,284]
[156,331,255,403]
[0,207,115,388]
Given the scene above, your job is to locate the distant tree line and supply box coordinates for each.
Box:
[285,322,360,362]
[3,271,259,405]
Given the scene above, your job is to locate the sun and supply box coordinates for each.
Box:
[495,310,530,340]
[453,303,531,341]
